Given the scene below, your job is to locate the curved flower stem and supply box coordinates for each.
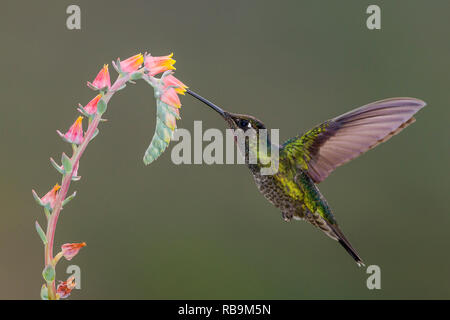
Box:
[44,73,132,299]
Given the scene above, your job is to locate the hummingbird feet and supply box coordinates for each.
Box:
[282,211,293,222]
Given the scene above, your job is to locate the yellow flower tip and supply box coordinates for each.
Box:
[75,116,84,124]
[161,59,174,66]
[53,184,61,192]
[103,64,108,70]
[168,52,174,58]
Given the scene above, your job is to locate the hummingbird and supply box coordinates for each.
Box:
[187,89,426,266]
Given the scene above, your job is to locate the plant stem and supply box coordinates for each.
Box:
[44,73,132,299]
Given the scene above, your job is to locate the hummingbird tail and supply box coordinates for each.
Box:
[329,224,365,267]
[337,238,365,267]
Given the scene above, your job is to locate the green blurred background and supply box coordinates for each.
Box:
[0,0,449,299]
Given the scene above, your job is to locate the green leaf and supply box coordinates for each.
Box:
[32,190,44,206]
[142,90,180,165]
[35,221,47,245]
[96,98,107,114]
[61,153,72,174]
[130,71,143,80]
[50,157,64,174]
[156,118,172,143]
[62,191,77,207]
[151,135,168,151]
[143,131,170,165]
[90,128,99,141]
[158,99,180,119]
[143,144,161,165]
[42,264,55,282]
[40,284,49,300]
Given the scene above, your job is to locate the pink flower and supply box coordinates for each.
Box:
[83,94,102,115]
[145,53,176,76]
[61,242,86,261]
[63,116,84,144]
[163,74,187,95]
[161,87,181,108]
[120,53,144,73]
[87,64,111,90]
[40,184,61,209]
[57,275,76,299]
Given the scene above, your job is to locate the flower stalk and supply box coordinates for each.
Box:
[33,52,186,299]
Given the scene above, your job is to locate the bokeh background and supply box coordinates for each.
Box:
[1,0,449,299]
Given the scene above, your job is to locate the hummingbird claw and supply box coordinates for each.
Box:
[282,212,292,222]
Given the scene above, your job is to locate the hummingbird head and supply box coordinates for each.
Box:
[187,89,276,172]
[222,112,266,131]
[186,89,266,131]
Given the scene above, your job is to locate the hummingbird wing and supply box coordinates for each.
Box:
[281,98,426,183]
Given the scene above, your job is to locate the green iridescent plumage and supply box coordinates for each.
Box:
[282,121,331,171]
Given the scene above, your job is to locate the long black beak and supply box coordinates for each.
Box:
[187,89,226,117]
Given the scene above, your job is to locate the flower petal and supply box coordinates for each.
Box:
[61,242,86,261]
[57,276,76,299]
[161,88,181,108]
[40,184,61,209]
[64,116,84,144]
[120,54,144,73]
[90,64,111,90]
[83,95,102,115]
[145,53,176,76]
[163,75,188,95]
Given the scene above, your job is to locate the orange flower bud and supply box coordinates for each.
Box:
[40,184,61,209]
[61,242,86,261]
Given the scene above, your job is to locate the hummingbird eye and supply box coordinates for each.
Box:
[239,119,249,129]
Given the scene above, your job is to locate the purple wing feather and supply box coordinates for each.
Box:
[282,98,426,183]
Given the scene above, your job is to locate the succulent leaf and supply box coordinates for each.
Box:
[40,284,49,300]
[143,97,180,165]
[42,264,55,282]
[96,98,107,114]
[62,191,77,207]
[61,153,72,174]
[35,221,47,245]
